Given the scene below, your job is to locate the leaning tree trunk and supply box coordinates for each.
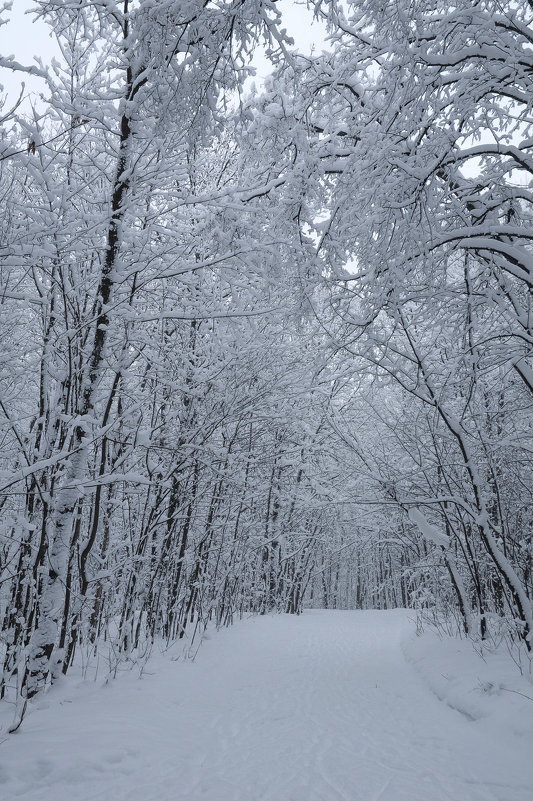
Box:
[23,44,139,697]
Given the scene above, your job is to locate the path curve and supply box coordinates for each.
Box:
[1,610,532,801]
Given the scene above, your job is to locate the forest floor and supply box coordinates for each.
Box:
[1,609,532,801]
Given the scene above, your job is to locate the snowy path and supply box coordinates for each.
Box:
[1,610,532,801]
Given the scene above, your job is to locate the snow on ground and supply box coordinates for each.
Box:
[402,619,533,741]
[1,610,532,801]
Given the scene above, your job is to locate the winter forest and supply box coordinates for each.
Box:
[0,0,532,795]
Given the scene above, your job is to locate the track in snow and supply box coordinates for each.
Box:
[1,610,532,801]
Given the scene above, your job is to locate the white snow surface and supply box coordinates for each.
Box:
[1,610,532,801]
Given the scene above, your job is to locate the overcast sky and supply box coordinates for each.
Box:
[0,0,328,109]
[0,1,56,106]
